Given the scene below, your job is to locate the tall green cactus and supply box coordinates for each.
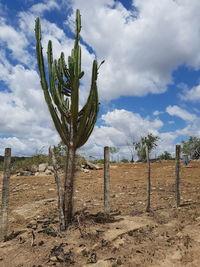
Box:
[35,10,102,229]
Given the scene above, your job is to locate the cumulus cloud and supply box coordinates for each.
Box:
[29,0,60,15]
[65,0,200,100]
[0,63,60,156]
[180,84,200,102]
[166,105,196,122]
[0,19,32,65]
[79,109,166,159]
[166,105,200,138]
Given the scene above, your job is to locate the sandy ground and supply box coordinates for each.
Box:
[1,160,200,266]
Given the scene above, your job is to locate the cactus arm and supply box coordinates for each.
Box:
[76,90,99,148]
[60,53,71,80]
[70,10,82,133]
[77,60,98,120]
[54,60,71,97]
[35,17,68,146]
[76,107,99,148]
[35,18,48,92]
[47,46,70,123]
[75,60,98,148]
[47,42,64,107]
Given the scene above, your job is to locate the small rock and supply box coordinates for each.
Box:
[31,165,38,172]
[48,188,55,192]
[85,161,102,170]
[49,256,57,262]
[83,169,90,173]
[47,166,54,171]
[38,163,48,172]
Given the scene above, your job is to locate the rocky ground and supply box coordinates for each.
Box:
[1,161,200,266]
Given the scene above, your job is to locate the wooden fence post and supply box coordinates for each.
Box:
[145,146,151,212]
[175,145,181,208]
[49,147,65,231]
[0,148,11,241]
[104,146,110,215]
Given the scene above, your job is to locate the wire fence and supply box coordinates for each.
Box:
[0,144,178,163]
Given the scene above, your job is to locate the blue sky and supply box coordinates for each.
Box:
[1,0,200,159]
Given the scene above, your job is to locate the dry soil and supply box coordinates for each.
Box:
[1,161,200,266]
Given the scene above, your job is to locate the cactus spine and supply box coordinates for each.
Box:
[35,10,101,229]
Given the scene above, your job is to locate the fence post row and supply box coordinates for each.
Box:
[0,148,12,241]
[104,146,110,215]
[175,145,181,208]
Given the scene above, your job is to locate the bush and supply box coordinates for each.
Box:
[121,159,129,163]
[10,154,49,174]
[92,159,104,164]
[0,142,86,174]
[159,151,172,160]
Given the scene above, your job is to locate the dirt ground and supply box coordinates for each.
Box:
[1,160,200,267]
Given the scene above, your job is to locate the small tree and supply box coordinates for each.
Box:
[133,133,160,161]
[35,10,103,229]
[159,151,172,160]
[181,136,200,158]
[126,140,135,162]
[53,141,67,167]
[110,147,119,162]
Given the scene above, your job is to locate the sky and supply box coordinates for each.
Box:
[1,0,200,160]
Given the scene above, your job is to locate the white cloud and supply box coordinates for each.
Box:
[65,0,200,100]
[166,105,200,138]
[29,0,60,15]
[180,85,200,102]
[153,110,164,116]
[0,20,32,65]
[166,105,196,122]
[0,63,60,156]
[101,109,163,138]
[156,132,177,157]
[79,109,165,159]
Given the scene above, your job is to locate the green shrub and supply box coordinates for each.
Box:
[10,154,48,174]
[93,159,104,164]
[121,159,129,163]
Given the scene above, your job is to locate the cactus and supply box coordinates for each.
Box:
[35,10,103,229]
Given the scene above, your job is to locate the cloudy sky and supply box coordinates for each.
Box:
[1,0,200,160]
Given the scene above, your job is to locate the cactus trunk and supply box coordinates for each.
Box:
[64,121,76,226]
[64,146,76,225]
